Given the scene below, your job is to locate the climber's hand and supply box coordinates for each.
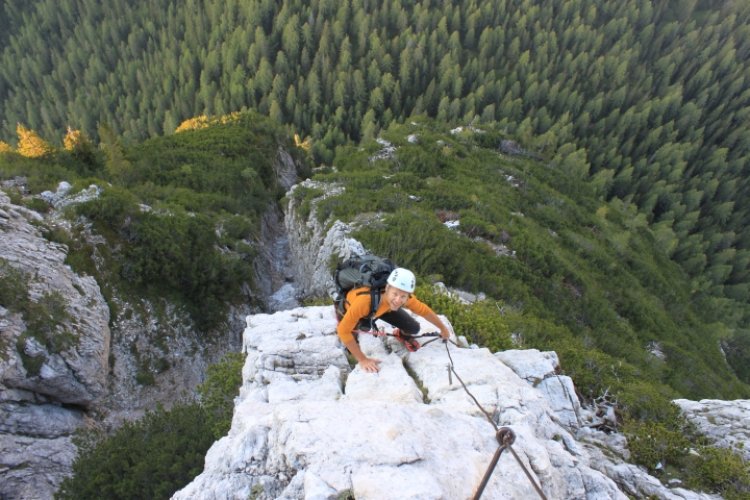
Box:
[359,357,381,373]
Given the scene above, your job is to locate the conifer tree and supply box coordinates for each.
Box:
[1,0,750,313]
[281,15,300,62]
[360,109,378,142]
[269,99,283,123]
[98,123,133,184]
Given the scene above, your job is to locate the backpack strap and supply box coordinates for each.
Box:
[369,287,384,317]
[352,286,384,318]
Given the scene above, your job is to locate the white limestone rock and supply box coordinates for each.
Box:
[284,179,359,297]
[495,349,582,429]
[674,398,750,460]
[173,306,717,500]
[0,190,110,499]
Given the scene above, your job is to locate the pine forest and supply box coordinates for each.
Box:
[3,1,750,319]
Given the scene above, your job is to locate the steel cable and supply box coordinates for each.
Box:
[443,341,549,500]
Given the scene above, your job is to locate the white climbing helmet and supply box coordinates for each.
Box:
[387,268,416,293]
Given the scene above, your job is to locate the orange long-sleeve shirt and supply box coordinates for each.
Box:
[336,286,435,344]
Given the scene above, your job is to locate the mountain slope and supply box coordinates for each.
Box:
[298,120,749,402]
[2,0,750,321]
[0,112,310,499]
[1,112,746,498]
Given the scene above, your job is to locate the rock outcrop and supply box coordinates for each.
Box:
[173,306,716,500]
[284,179,357,298]
[674,398,750,461]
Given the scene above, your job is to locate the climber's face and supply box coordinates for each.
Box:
[384,285,410,311]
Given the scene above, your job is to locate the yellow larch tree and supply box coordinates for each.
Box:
[16,124,54,158]
[294,133,312,152]
[175,112,243,133]
[63,127,89,151]
[0,141,13,153]
[63,126,97,165]
[175,115,210,133]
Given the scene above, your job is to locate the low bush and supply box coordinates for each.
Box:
[56,403,212,500]
[414,284,512,352]
[685,446,750,499]
[623,417,692,473]
[0,258,28,311]
[623,417,750,499]
[56,353,244,499]
[197,352,245,439]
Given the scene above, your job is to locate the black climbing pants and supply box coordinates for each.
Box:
[362,308,420,336]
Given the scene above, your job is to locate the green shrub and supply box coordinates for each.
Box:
[22,291,73,350]
[623,409,750,498]
[12,291,78,368]
[414,284,512,352]
[0,261,79,366]
[459,209,501,241]
[723,329,750,384]
[134,366,156,386]
[24,196,50,213]
[0,153,77,194]
[56,403,213,500]
[197,352,245,439]
[56,352,245,500]
[120,211,251,329]
[290,185,324,221]
[623,418,692,473]
[617,382,681,423]
[75,186,140,232]
[221,214,255,242]
[685,446,750,499]
[0,258,29,311]
[356,208,504,297]
[16,334,46,376]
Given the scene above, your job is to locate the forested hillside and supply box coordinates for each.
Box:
[0,0,750,335]
[2,0,750,343]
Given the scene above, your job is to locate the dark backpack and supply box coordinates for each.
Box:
[333,254,396,322]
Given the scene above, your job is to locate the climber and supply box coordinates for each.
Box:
[336,267,452,373]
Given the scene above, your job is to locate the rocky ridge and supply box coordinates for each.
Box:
[171,179,743,499]
[172,306,718,500]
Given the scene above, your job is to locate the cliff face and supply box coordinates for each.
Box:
[283,179,357,298]
[0,190,110,498]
